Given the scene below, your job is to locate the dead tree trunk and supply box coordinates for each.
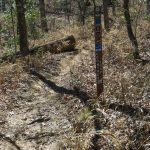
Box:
[123,0,140,59]
[15,0,29,56]
[30,35,76,54]
[0,35,76,63]
[39,0,48,32]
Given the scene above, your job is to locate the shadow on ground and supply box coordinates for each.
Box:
[30,70,150,119]
[29,70,90,104]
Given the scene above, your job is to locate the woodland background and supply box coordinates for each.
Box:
[0,0,150,150]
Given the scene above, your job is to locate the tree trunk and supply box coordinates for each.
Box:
[123,0,140,59]
[77,0,89,25]
[39,0,48,32]
[2,0,5,11]
[65,0,71,24]
[112,0,116,16]
[103,0,110,31]
[147,0,150,15]
[15,0,29,56]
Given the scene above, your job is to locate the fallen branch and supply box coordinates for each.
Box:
[27,117,51,125]
[26,132,56,140]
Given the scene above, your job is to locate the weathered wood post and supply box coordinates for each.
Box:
[94,6,103,98]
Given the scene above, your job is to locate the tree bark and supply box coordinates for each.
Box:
[123,0,140,59]
[65,0,71,24]
[103,0,110,31]
[1,0,6,11]
[147,0,150,15]
[77,0,89,25]
[15,0,29,56]
[29,35,76,54]
[39,0,48,32]
[112,0,116,16]
[0,35,76,63]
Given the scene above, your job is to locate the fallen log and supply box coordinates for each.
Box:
[29,35,76,54]
[0,35,76,63]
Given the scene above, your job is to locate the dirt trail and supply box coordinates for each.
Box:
[0,50,86,150]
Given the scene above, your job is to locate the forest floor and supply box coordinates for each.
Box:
[0,18,150,150]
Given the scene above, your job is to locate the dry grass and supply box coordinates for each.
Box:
[65,16,150,149]
[0,11,150,149]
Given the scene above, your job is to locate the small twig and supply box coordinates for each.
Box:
[27,117,51,125]
[0,133,21,150]
[26,132,56,140]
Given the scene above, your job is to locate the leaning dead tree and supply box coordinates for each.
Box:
[0,35,76,63]
[123,0,140,59]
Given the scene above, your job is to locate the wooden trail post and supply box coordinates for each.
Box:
[94,6,103,97]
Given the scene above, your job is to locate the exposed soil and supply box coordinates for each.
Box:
[0,20,150,150]
[0,50,84,150]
